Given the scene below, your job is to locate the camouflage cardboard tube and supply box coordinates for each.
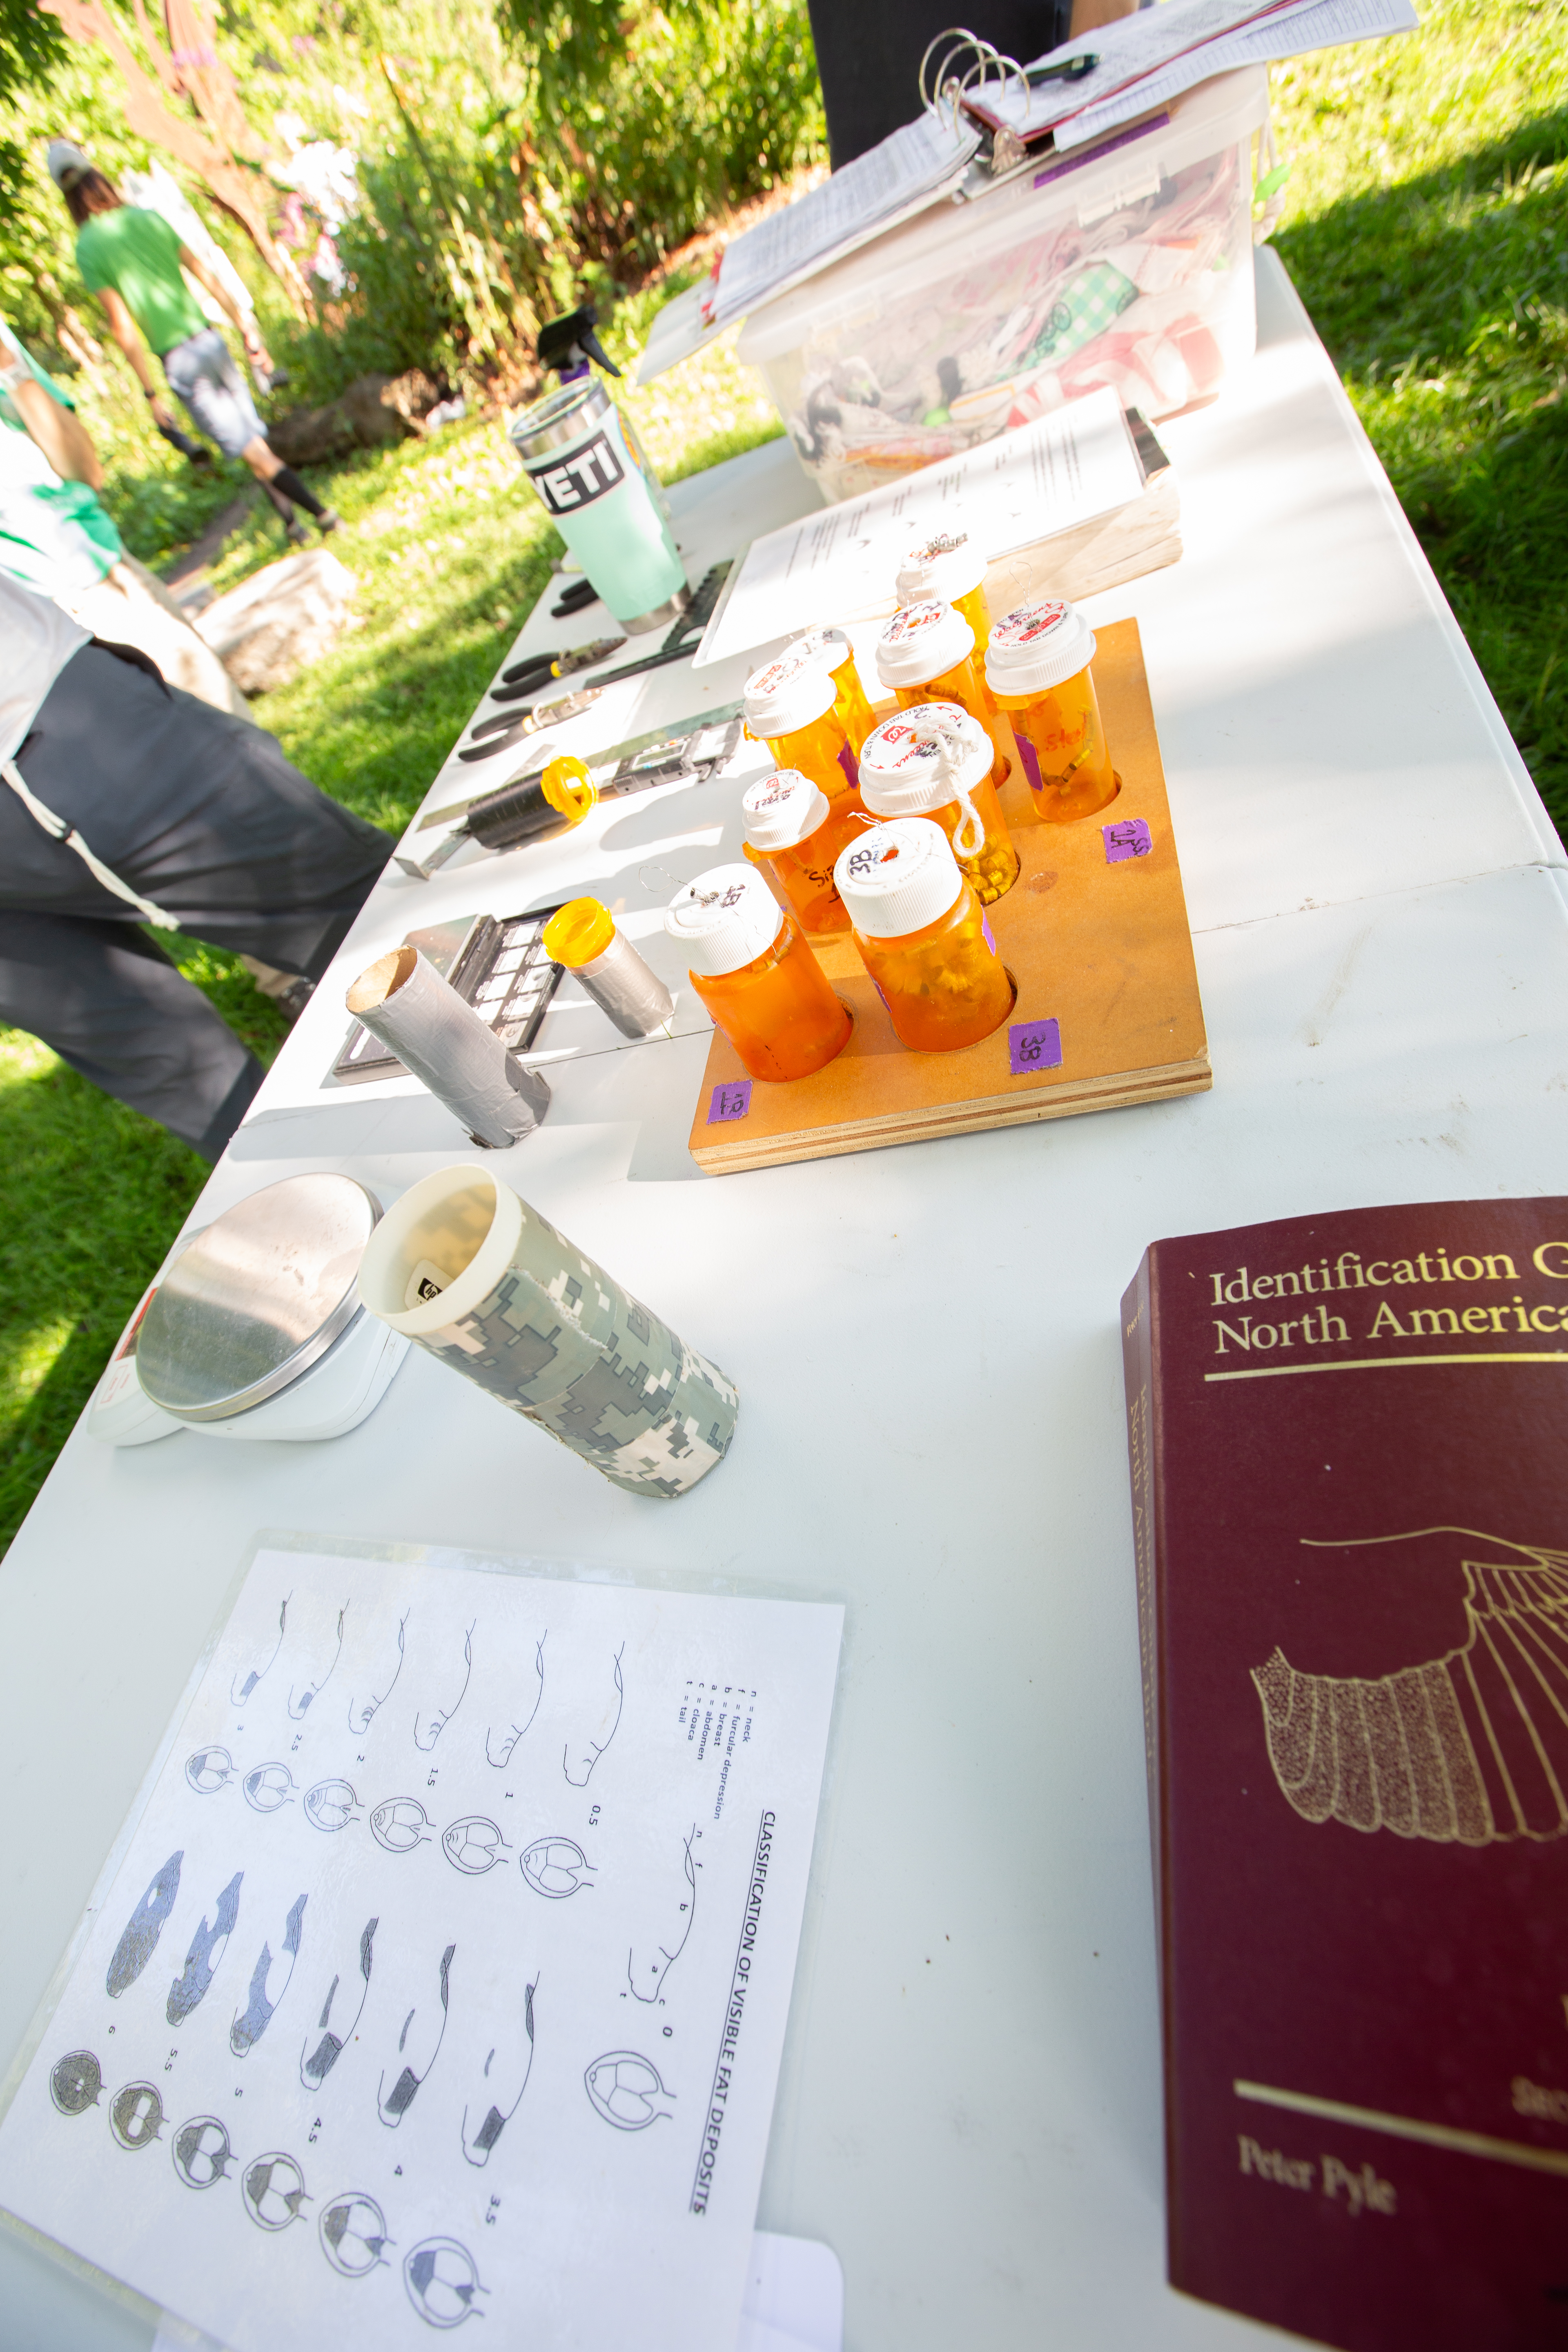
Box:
[357,1163,737,1498]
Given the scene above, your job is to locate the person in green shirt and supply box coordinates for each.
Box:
[0,316,247,713]
[47,138,338,547]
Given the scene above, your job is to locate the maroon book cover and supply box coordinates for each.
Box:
[1121,1197,1568,2352]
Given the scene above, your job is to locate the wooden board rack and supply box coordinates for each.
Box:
[688,616,1209,1174]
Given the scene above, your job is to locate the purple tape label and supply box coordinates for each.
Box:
[707,1080,753,1124]
[838,742,860,791]
[981,910,997,956]
[1103,817,1152,862]
[1009,1018,1062,1077]
[1014,735,1044,796]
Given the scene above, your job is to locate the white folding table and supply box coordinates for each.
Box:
[2,247,1564,2352]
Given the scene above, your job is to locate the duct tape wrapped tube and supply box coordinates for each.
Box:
[542,897,675,1039]
[357,1163,738,1497]
[345,947,551,1149]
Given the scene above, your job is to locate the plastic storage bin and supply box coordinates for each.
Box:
[737,68,1270,506]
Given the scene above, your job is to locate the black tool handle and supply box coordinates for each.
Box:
[464,771,574,851]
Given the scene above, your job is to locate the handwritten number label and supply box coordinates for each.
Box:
[1102,817,1152,863]
[707,1080,753,1126]
[1009,1018,1062,1077]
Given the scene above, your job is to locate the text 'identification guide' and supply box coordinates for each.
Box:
[0,1540,843,2351]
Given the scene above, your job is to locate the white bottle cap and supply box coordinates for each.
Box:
[875,598,976,690]
[984,597,1097,696]
[744,648,837,737]
[834,817,964,940]
[783,624,855,678]
[742,768,833,853]
[858,702,993,817]
[895,529,985,608]
[664,862,785,976]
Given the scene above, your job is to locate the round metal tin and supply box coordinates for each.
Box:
[136,1174,382,1423]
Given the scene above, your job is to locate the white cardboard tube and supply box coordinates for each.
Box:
[346,947,550,1149]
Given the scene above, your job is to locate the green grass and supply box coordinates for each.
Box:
[1271,0,1568,831]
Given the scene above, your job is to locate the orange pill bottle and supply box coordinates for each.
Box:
[858,701,1019,906]
[895,530,992,655]
[874,598,1016,780]
[834,817,1014,1054]
[664,862,851,1082]
[741,769,863,933]
[984,598,1118,824]
[782,625,878,757]
[744,651,862,802]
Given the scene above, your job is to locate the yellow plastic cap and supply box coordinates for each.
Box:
[541,755,597,824]
[542,896,615,969]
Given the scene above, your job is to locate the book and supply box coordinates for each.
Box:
[1120,1197,1568,2352]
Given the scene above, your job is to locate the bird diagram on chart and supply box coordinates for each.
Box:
[0,1544,842,2352]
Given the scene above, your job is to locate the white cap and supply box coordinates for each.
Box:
[784,624,854,677]
[834,817,964,940]
[858,702,992,819]
[895,530,984,607]
[984,598,1097,696]
[744,649,836,737]
[742,768,832,853]
[46,139,93,187]
[875,599,976,690]
[664,863,784,976]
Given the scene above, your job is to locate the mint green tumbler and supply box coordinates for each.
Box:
[508,378,688,634]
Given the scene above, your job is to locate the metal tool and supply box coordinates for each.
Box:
[456,684,603,764]
[454,562,731,764]
[551,575,601,619]
[399,705,745,882]
[496,636,625,698]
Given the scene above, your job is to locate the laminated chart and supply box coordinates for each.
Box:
[0,1543,842,2352]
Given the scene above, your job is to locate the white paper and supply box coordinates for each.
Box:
[0,1544,843,2352]
[708,112,980,328]
[693,388,1144,669]
[1052,0,1418,149]
[150,2227,846,2352]
[974,0,1323,140]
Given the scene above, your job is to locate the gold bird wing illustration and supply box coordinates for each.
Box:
[1252,1530,1568,1845]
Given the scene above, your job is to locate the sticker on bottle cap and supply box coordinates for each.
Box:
[993,600,1070,647]
[883,601,947,644]
[707,1080,753,1124]
[1103,818,1152,862]
[1008,1018,1062,1076]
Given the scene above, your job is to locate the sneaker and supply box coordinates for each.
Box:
[275,976,314,1022]
[316,508,341,534]
[285,519,310,547]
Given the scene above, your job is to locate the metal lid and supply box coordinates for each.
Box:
[136,1174,383,1423]
[506,374,612,465]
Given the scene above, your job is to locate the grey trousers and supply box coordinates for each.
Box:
[0,642,392,1159]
